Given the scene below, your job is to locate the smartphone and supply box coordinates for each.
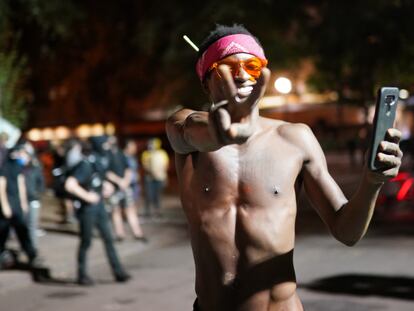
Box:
[369,87,399,171]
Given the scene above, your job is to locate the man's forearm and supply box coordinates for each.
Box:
[182,112,223,152]
[106,171,124,187]
[0,178,12,217]
[18,174,29,213]
[334,170,382,246]
[167,108,228,154]
[65,177,97,203]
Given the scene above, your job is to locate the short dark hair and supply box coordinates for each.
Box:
[198,24,262,57]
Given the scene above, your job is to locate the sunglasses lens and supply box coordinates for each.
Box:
[210,57,266,80]
[243,58,262,79]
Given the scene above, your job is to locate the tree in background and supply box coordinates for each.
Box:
[303,0,414,105]
[1,0,414,128]
[0,48,28,127]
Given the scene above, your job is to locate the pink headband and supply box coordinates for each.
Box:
[196,34,267,81]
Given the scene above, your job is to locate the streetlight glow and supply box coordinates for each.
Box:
[399,89,409,100]
[274,77,292,94]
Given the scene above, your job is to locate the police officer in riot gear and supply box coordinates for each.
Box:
[64,139,130,285]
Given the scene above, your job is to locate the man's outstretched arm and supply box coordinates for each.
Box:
[291,124,402,246]
[166,109,223,154]
[166,66,270,154]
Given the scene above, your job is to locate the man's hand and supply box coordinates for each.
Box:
[209,65,270,145]
[85,192,100,204]
[366,128,403,184]
[102,181,115,199]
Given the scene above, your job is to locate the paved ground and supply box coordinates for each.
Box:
[1,152,414,310]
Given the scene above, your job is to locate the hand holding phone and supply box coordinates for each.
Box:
[368,87,399,171]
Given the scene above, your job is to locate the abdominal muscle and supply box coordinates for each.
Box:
[187,203,303,311]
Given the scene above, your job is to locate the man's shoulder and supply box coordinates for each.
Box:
[259,118,317,151]
[259,117,312,137]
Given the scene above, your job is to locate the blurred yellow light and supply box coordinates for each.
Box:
[42,128,55,140]
[91,123,105,136]
[26,128,42,141]
[105,123,116,135]
[274,77,292,94]
[76,124,91,138]
[399,89,409,100]
[55,126,71,140]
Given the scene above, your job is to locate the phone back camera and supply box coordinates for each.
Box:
[385,95,396,105]
[385,95,396,115]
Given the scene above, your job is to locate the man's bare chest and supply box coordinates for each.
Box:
[186,137,304,200]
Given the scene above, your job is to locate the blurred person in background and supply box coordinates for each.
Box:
[22,140,46,248]
[0,133,8,167]
[64,139,131,285]
[123,140,142,214]
[141,138,169,218]
[0,144,41,268]
[166,24,403,311]
[52,142,75,224]
[106,136,146,242]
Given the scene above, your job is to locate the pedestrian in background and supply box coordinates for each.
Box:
[106,136,146,242]
[141,138,169,218]
[0,144,40,267]
[123,140,142,213]
[52,142,75,224]
[22,140,46,248]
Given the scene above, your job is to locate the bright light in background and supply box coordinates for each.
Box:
[76,124,91,138]
[42,128,55,140]
[55,126,71,140]
[27,128,42,141]
[91,123,105,136]
[274,77,292,94]
[105,123,116,135]
[399,89,409,99]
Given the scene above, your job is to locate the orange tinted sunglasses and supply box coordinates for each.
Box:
[209,56,268,81]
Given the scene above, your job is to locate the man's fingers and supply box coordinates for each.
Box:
[376,153,402,168]
[217,65,237,100]
[242,67,270,110]
[378,141,403,158]
[385,128,402,144]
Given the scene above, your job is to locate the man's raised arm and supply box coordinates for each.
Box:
[291,124,402,246]
[166,66,270,155]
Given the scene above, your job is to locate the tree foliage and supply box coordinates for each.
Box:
[1,0,414,127]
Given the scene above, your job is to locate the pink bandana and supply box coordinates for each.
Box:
[196,34,267,81]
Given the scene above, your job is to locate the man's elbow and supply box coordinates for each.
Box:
[333,228,362,247]
[338,237,359,247]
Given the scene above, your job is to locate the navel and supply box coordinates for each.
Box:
[273,186,280,195]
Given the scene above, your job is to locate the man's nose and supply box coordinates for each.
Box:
[233,65,251,82]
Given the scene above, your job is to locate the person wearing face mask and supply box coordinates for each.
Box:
[0,144,40,268]
[21,140,46,249]
[64,139,131,285]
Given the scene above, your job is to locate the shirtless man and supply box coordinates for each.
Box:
[166,25,403,311]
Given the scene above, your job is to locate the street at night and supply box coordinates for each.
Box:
[1,208,413,311]
[1,2,414,311]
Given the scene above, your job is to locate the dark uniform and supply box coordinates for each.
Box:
[107,149,133,208]
[0,158,37,263]
[68,156,129,284]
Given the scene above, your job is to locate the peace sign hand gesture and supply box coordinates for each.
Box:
[209,65,270,145]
